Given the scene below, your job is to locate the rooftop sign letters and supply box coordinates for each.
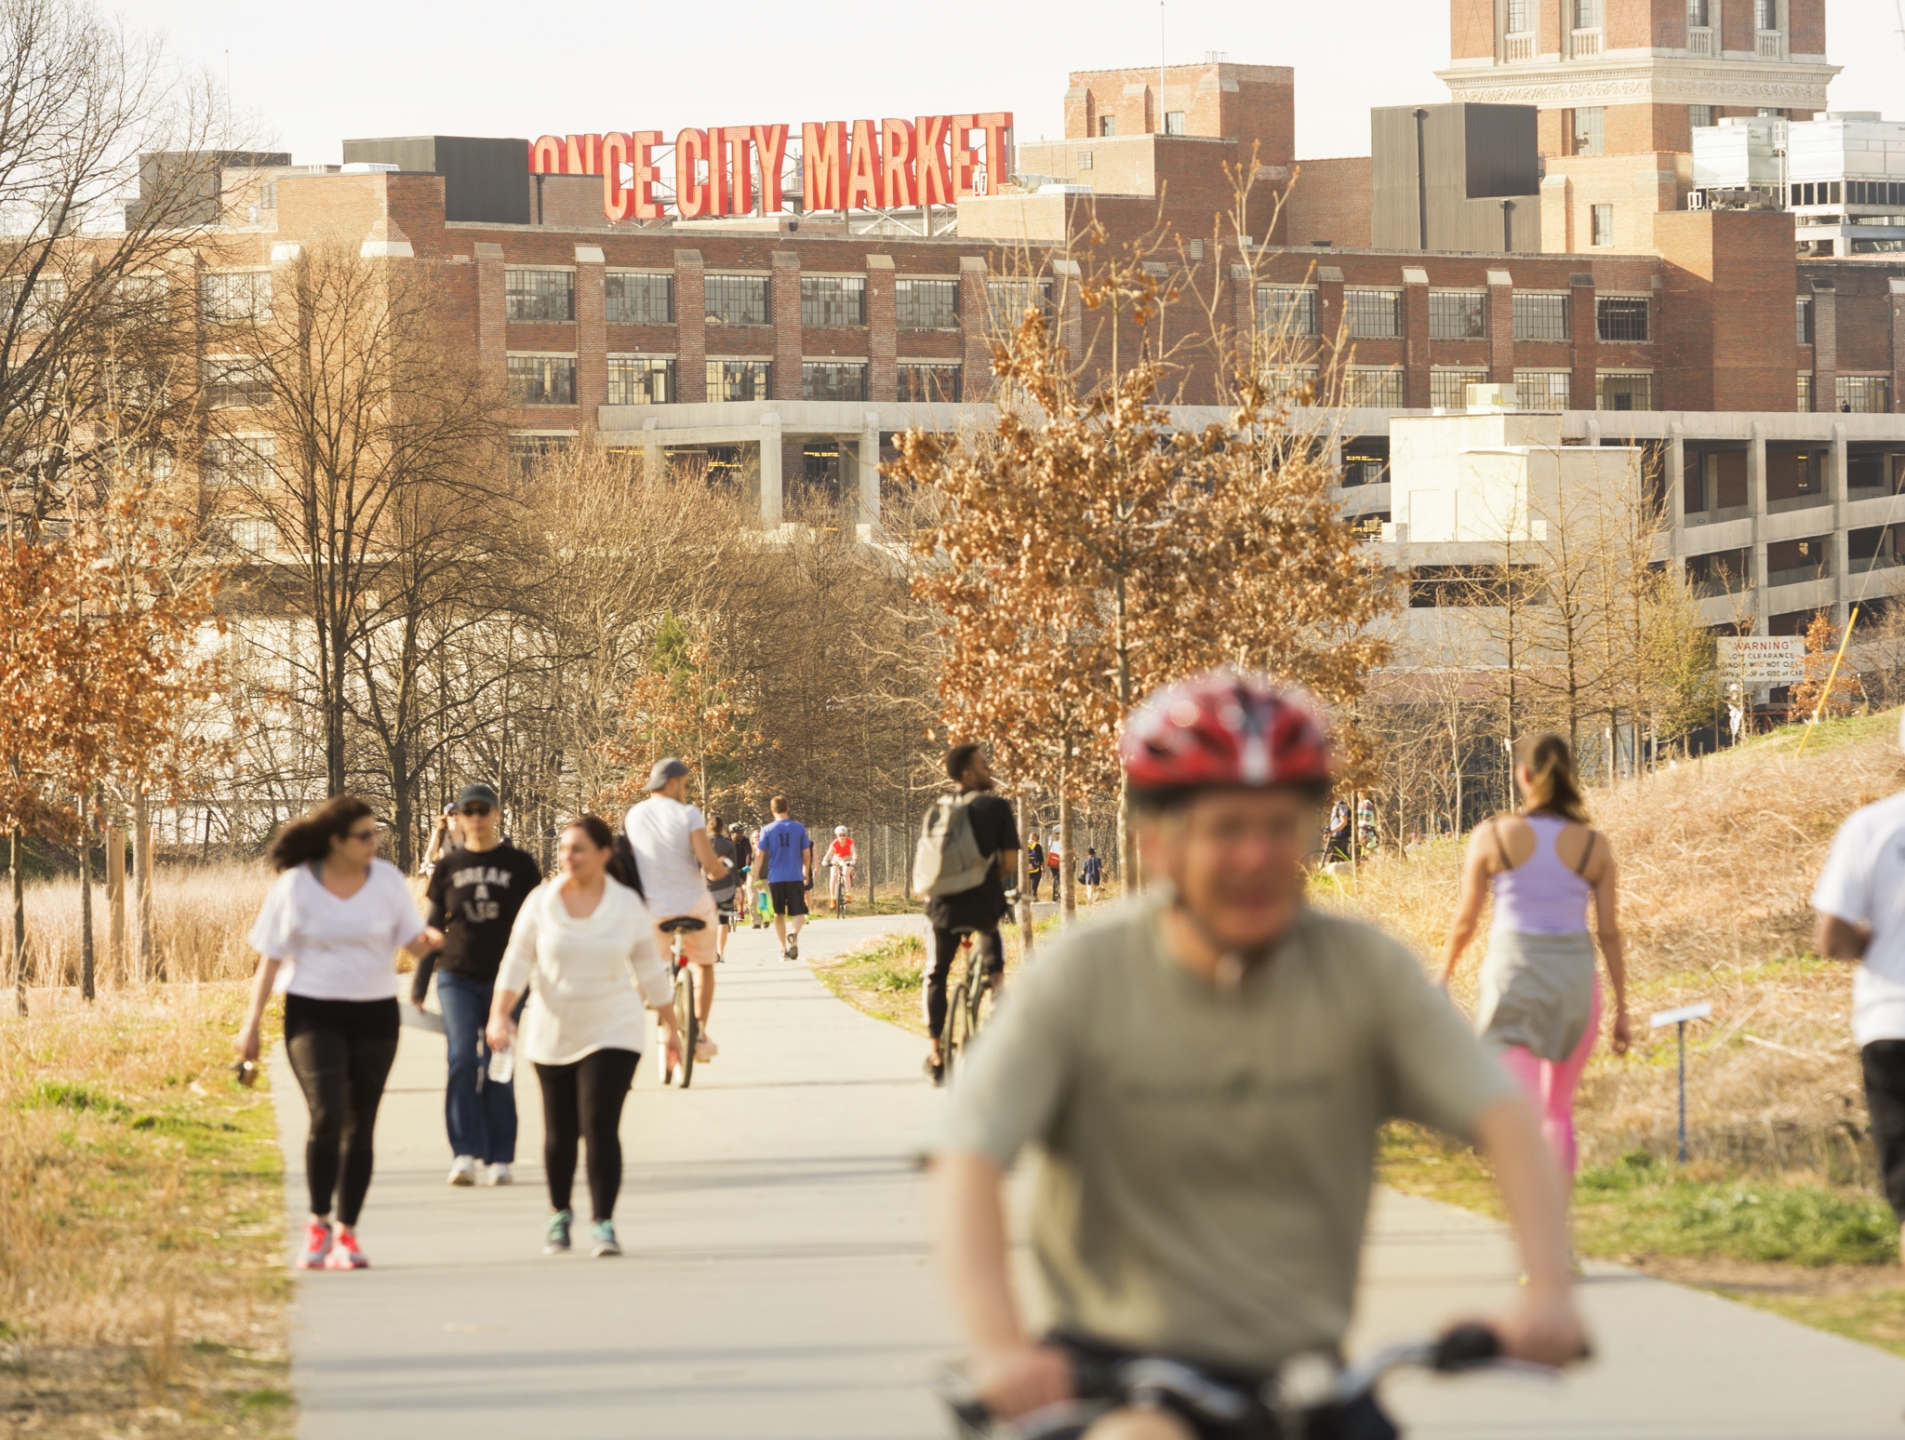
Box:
[529,116,1014,224]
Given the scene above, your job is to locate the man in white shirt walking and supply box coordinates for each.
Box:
[1814,711,1905,1265]
[626,759,733,1061]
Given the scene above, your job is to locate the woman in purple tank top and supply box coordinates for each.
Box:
[1439,733,1630,1185]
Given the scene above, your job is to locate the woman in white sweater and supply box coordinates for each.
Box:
[487,815,680,1258]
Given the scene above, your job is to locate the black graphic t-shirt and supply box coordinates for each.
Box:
[417,842,544,991]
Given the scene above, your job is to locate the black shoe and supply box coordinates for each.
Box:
[924,1055,945,1086]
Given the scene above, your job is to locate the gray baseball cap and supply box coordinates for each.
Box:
[644,758,691,792]
[457,782,499,807]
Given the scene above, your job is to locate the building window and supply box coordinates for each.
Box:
[1755,0,1777,29]
[506,354,576,406]
[505,269,574,323]
[1573,0,1601,27]
[201,435,273,488]
[605,273,673,325]
[898,362,963,403]
[802,361,868,402]
[1100,116,1117,137]
[801,275,867,328]
[1257,286,1318,336]
[1343,289,1402,338]
[705,274,770,327]
[1267,366,1320,404]
[1690,103,1715,129]
[1507,0,1533,31]
[1797,373,1813,412]
[1796,297,1813,344]
[1345,367,1404,408]
[1431,369,1488,409]
[1596,296,1650,341]
[200,271,271,324]
[1590,203,1615,246]
[706,359,771,400]
[1837,376,1892,414]
[1597,372,1653,411]
[1687,0,1709,24]
[508,433,573,483]
[607,356,675,406]
[1513,292,1571,341]
[1428,291,1487,339]
[1078,151,1093,170]
[1163,112,1186,136]
[987,278,1054,330]
[1516,370,1572,410]
[203,355,271,408]
[1573,108,1605,157]
[896,277,959,331]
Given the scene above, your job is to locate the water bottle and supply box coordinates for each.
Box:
[487,1046,514,1085]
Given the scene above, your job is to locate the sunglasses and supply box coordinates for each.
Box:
[460,803,493,817]
[346,826,380,843]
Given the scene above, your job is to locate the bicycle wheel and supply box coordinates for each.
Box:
[942,979,970,1080]
[966,967,989,1041]
[676,967,698,1090]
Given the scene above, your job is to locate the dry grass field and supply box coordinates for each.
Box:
[0,982,292,1438]
[11,865,276,989]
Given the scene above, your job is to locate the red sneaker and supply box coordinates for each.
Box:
[323,1229,369,1270]
[294,1219,333,1270]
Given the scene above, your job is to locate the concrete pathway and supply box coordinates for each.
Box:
[272,914,1905,1439]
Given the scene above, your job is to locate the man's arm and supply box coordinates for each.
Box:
[690,827,729,883]
[1472,1098,1590,1366]
[803,841,814,886]
[1817,913,1871,960]
[928,1153,1072,1418]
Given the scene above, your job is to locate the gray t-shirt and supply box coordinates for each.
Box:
[933,899,1516,1371]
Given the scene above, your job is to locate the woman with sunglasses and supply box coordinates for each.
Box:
[237,796,442,1271]
[410,783,543,1187]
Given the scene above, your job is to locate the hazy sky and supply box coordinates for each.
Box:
[118,0,1903,166]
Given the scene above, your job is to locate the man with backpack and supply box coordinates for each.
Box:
[914,743,1020,1084]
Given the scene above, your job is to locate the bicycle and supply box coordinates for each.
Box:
[938,1323,1557,1440]
[938,932,993,1086]
[829,859,852,920]
[658,916,705,1089]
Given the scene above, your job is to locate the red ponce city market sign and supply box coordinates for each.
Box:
[529,115,1014,224]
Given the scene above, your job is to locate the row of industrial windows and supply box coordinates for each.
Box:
[1514,1,1774,33]
[1093,114,1185,137]
[1797,373,1894,414]
[1255,286,1648,342]
[1794,181,1905,208]
[1265,366,1650,412]
[505,268,982,332]
[508,355,963,407]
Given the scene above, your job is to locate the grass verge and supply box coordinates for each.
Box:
[1381,1122,1905,1354]
[0,983,293,1437]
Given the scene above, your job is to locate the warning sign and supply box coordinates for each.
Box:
[1717,636,1806,686]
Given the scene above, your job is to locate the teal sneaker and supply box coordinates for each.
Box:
[544,1209,572,1255]
[590,1221,621,1258]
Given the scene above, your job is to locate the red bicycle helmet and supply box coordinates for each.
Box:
[1121,671,1332,794]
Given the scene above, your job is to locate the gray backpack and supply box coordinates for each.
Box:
[912,793,993,898]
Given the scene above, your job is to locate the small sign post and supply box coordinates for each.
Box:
[1650,1002,1713,1162]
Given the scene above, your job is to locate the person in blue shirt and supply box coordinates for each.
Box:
[757,795,814,960]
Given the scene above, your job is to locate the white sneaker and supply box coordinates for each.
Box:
[448,1156,477,1186]
[487,1163,513,1187]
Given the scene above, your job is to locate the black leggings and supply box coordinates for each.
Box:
[535,1048,641,1222]
[283,996,400,1229]
[926,925,1003,1039]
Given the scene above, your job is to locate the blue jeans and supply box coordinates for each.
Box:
[436,972,518,1164]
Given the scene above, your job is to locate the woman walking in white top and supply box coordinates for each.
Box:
[237,797,441,1271]
[488,815,681,1258]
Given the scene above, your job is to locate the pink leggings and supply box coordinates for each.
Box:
[1497,975,1602,1176]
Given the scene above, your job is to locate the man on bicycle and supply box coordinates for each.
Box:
[922,743,1019,1085]
[625,759,733,1062]
[928,674,1584,1437]
[827,826,857,907]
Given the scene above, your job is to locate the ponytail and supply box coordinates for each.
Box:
[1511,732,1590,824]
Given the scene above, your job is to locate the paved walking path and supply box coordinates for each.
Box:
[272,914,1905,1439]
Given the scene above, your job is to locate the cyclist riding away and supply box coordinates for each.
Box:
[920,743,1019,1086]
[758,796,813,960]
[927,673,1585,1439]
[624,759,732,1063]
[827,825,857,908]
